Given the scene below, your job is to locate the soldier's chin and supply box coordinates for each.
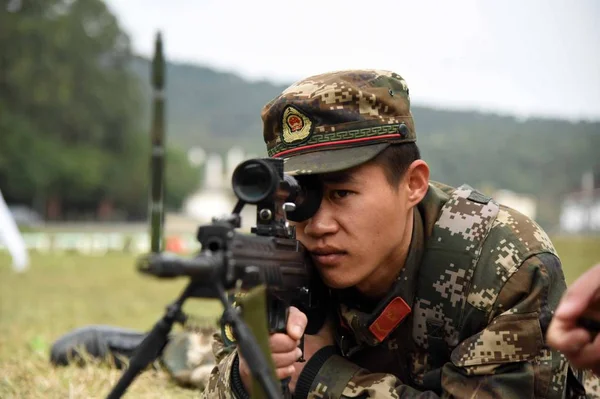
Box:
[318,271,356,290]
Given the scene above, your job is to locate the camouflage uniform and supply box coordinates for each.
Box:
[162,326,218,390]
[201,70,599,398]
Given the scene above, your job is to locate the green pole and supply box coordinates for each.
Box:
[149,31,165,253]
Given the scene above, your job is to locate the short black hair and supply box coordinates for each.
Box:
[370,143,421,187]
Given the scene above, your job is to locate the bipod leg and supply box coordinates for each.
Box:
[106,281,196,399]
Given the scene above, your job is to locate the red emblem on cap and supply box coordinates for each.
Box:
[368,297,411,342]
[286,114,304,132]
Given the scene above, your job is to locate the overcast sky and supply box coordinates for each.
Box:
[104,0,600,121]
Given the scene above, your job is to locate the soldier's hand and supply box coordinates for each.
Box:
[288,318,335,393]
[547,263,600,376]
[238,306,307,392]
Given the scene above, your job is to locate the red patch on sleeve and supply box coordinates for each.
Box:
[368,297,411,342]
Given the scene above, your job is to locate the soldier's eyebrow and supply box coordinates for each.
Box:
[320,171,358,185]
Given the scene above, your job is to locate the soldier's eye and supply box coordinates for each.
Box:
[331,190,352,200]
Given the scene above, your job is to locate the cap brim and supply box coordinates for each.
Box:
[282,143,390,176]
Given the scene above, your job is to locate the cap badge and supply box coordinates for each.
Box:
[282,106,312,145]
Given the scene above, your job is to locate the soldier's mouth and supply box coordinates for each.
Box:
[310,251,347,266]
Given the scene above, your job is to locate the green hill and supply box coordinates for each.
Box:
[130,56,286,155]
[130,57,600,229]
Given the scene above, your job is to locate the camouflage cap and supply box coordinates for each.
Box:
[261,69,416,175]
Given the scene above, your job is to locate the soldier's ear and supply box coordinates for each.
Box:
[404,160,429,207]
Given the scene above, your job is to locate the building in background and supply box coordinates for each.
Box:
[560,189,600,234]
[182,146,256,231]
[559,171,600,235]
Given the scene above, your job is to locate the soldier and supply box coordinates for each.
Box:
[202,70,600,398]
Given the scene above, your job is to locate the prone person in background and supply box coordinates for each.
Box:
[547,263,600,377]
[50,323,217,390]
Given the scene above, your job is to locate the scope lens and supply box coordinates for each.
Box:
[284,174,322,222]
[232,160,278,204]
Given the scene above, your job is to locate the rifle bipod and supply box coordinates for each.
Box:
[106,280,284,399]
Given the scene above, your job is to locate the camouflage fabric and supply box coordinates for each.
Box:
[200,331,237,399]
[585,370,600,398]
[161,327,218,390]
[201,181,600,398]
[261,70,415,175]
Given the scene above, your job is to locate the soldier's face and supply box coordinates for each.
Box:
[293,161,428,298]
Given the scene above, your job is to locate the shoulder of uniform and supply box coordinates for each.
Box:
[467,203,557,313]
[484,203,557,263]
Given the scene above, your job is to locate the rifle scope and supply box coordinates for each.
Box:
[231,158,321,222]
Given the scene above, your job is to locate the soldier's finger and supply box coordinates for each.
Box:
[555,264,600,321]
[272,347,303,368]
[237,356,257,393]
[238,356,250,376]
[547,323,591,355]
[286,306,307,340]
[563,333,600,371]
[269,333,299,353]
[275,365,296,380]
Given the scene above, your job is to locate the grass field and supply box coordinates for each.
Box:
[1,236,599,398]
[0,253,222,399]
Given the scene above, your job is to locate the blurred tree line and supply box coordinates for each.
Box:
[0,0,197,220]
[129,57,599,230]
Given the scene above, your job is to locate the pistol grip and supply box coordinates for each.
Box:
[268,296,288,334]
[266,298,298,397]
[298,334,306,363]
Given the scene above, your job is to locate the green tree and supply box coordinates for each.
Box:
[0,0,196,219]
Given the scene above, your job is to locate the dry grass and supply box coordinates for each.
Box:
[0,236,598,398]
[0,253,222,399]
